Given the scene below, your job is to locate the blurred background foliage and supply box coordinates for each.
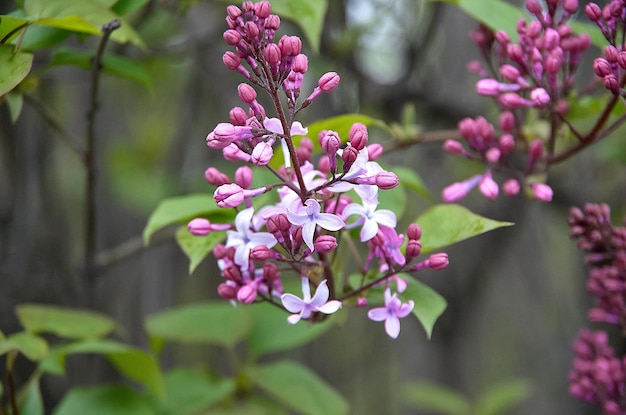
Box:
[1,0,625,413]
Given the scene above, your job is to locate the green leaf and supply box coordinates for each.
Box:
[376,175,407,218]
[18,378,44,415]
[143,193,234,244]
[145,302,252,349]
[50,46,153,91]
[33,16,99,34]
[416,204,513,253]
[5,91,23,123]
[249,359,349,415]
[403,381,471,415]
[270,0,328,53]
[0,44,33,97]
[394,165,433,203]
[53,385,153,415]
[431,0,525,40]
[112,0,151,16]
[175,225,226,274]
[19,26,72,51]
[158,368,235,415]
[247,303,331,358]
[24,0,146,49]
[398,274,447,339]
[0,15,29,43]
[16,303,116,339]
[0,332,49,361]
[475,379,532,415]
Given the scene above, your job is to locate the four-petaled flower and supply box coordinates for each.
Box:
[226,207,277,267]
[287,199,345,252]
[343,199,397,242]
[368,288,414,339]
[281,277,342,324]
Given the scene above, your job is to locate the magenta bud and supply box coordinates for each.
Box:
[476,78,501,96]
[251,141,274,166]
[499,64,520,82]
[223,29,241,46]
[318,71,340,92]
[479,173,499,199]
[458,118,477,138]
[266,14,280,30]
[530,88,550,106]
[499,111,515,132]
[563,0,578,13]
[223,51,241,70]
[376,172,399,190]
[238,83,257,103]
[267,213,291,233]
[406,240,422,259]
[443,139,465,155]
[525,0,542,14]
[229,106,248,126]
[235,166,253,189]
[214,183,244,208]
[279,35,302,56]
[357,297,367,307]
[263,262,280,282]
[250,245,272,260]
[503,179,520,196]
[314,235,338,253]
[217,283,237,300]
[188,218,212,236]
[506,44,524,62]
[605,45,619,62]
[442,182,470,203]
[407,223,422,241]
[367,143,384,160]
[320,131,341,155]
[593,57,612,77]
[223,265,242,282]
[585,3,602,21]
[318,155,331,173]
[485,147,501,163]
[205,167,231,186]
[618,52,626,69]
[213,244,228,259]
[342,146,359,172]
[264,43,281,65]
[498,134,515,154]
[529,139,544,159]
[428,253,449,270]
[226,5,242,19]
[292,54,308,73]
[349,122,368,150]
[530,183,553,202]
[244,21,259,40]
[494,30,510,45]
[604,74,619,93]
[255,0,272,18]
[237,284,258,304]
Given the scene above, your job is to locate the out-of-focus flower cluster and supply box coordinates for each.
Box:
[442,0,593,203]
[188,1,448,338]
[568,203,626,413]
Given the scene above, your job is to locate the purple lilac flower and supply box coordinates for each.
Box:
[287,199,345,251]
[368,288,414,339]
[226,207,277,267]
[281,277,342,324]
[342,199,397,242]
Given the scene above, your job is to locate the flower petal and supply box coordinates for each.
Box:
[367,307,389,321]
[317,300,342,314]
[281,293,305,313]
[384,316,401,339]
[309,280,330,307]
[316,213,345,231]
[263,117,284,134]
[287,313,302,324]
[359,218,379,242]
[291,121,308,136]
[397,300,415,318]
[372,209,397,228]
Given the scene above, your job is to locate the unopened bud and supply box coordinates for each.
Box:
[318,72,340,92]
[188,218,212,236]
[314,235,338,253]
[217,283,237,300]
[376,172,399,190]
[367,143,383,160]
[428,253,449,270]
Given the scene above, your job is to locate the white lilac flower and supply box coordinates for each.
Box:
[225,207,277,267]
[367,288,414,339]
[281,277,342,324]
[287,199,345,252]
[342,198,397,242]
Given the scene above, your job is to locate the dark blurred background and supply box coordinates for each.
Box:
[1,0,625,413]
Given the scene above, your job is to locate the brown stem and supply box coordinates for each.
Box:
[6,352,18,415]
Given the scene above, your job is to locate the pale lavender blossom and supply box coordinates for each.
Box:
[368,288,414,339]
[343,199,397,242]
[226,207,277,267]
[287,199,345,251]
[281,277,342,324]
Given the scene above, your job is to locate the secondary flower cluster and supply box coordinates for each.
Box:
[188,1,448,338]
[442,0,592,203]
[568,203,626,413]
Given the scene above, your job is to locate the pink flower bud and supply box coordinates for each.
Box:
[485,147,501,163]
[205,167,230,186]
[265,14,280,30]
[458,118,477,138]
[251,140,274,166]
[529,139,544,159]
[188,218,212,236]
[367,143,384,160]
[407,223,421,241]
[254,0,272,18]
[526,0,542,14]
[223,30,241,46]
[479,172,499,199]
[263,262,280,282]
[544,28,560,49]
[235,166,253,189]
[406,240,422,260]
[376,172,399,190]
[267,213,291,233]
[238,83,257,103]
[499,64,520,82]
[428,253,449,270]
[214,183,244,208]
[278,35,302,56]
[223,51,241,70]
[563,0,578,13]
[318,72,340,92]
[495,30,510,45]
[342,146,359,173]
[618,51,626,69]
[213,244,229,260]
[229,107,248,126]
[530,183,553,202]
[222,143,251,162]
[223,265,242,281]
[217,283,237,300]
[244,21,259,40]
[314,235,338,253]
[498,134,516,154]
[264,43,281,65]
[476,78,501,96]
[499,111,515,132]
[441,183,470,203]
[250,245,272,260]
[585,3,601,21]
[349,122,368,150]
[499,93,526,109]
[318,155,331,173]
[503,179,520,196]
[320,131,341,155]
[530,88,550,106]
[237,284,258,304]
[604,74,619,93]
[443,139,465,155]
[357,297,367,307]
[506,44,524,62]
[605,45,619,62]
[292,54,308,73]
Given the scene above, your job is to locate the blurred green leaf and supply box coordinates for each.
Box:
[5,91,23,123]
[24,0,146,49]
[144,194,234,244]
[0,44,33,96]
[0,15,29,43]
[475,379,532,415]
[249,359,349,415]
[403,380,471,415]
[145,302,252,349]
[16,303,116,339]
[416,204,513,253]
[18,378,44,415]
[157,368,235,415]
[53,385,153,415]
[0,332,48,361]
[398,274,447,339]
[270,0,327,53]
[247,303,332,358]
[377,173,407,218]
[20,26,72,51]
[50,46,153,91]
[175,225,226,274]
[431,0,525,40]
[112,0,150,16]
[33,16,99,34]
[394,165,433,203]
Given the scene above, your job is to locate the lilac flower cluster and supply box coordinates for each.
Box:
[442,0,592,203]
[188,1,448,338]
[568,204,626,412]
